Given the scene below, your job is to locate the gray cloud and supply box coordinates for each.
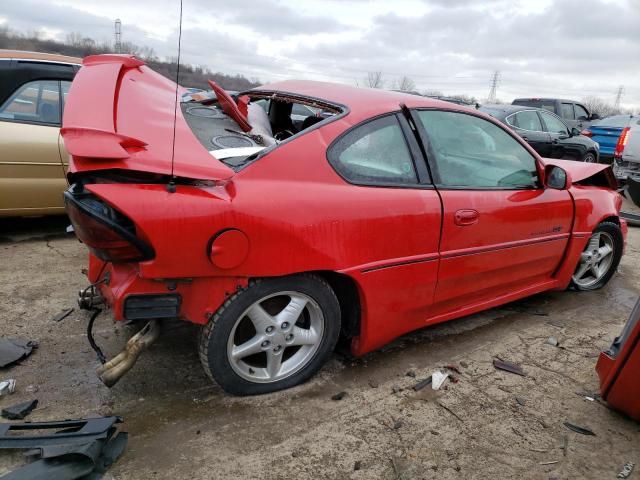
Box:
[1,0,638,108]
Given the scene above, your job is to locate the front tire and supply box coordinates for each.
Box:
[199,274,341,395]
[570,221,623,291]
[582,151,597,163]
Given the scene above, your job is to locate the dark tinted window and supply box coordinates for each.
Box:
[328,115,418,185]
[513,111,543,132]
[513,99,556,113]
[560,103,575,120]
[540,111,568,135]
[574,104,589,120]
[417,110,538,189]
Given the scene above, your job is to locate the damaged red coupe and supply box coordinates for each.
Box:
[62,55,627,395]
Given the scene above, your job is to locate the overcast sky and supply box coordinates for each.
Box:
[2,0,639,109]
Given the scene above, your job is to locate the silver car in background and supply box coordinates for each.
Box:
[614,117,640,182]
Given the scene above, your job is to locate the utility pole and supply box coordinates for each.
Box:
[114,19,122,54]
[614,85,624,111]
[487,70,500,103]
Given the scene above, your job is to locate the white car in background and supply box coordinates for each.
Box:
[614,117,640,182]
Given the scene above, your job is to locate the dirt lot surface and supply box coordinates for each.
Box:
[1,215,639,479]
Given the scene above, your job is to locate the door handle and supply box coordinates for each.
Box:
[454,209,479,226]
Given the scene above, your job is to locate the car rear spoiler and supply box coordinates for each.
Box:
[62,54,234,181]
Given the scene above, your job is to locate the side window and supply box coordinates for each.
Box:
[416,110,538,189]
[0,80,61,125]
[328,115,418,185]
[540,111,569,135]
[61,81,71,110]
[560,103,575,120]
[514,111,543,132]
[574,104,589,120]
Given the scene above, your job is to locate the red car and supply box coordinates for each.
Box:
[62,55,627,395]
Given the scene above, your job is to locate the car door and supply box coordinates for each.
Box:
[412,109,573,316]
[560,102,577,129]
[540,110,582,160]
[574,103,591,130]
[506,110,552,157]
[0,78,67,216]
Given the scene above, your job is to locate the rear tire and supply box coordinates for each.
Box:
[199,274,341,395]
[570,222,623,291]
[582,151,597,163]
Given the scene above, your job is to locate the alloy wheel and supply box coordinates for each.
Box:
[226,291,324,383]
[572,231,615,288]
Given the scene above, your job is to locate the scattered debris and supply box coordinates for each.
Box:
[412,376,432,391]
[560,436,568,457]
[540,460,559,465]
[406,370,416,378]
[515,396,527,406]
[52,307,74,323]
[393,419,403,430]
[444,364,462,375]
[0,379,16,396]
[0,416,127,479]
[432,371,450,390]
[392,385,404,394]
[617,462,635,479]
[354,460,362,471]
[0,338,37,368]
[546,337,559,347]
[25,384,39,394]
[368,379,379,388]
[331,391,347,401]
[430,430,439,436]
[493,358,526,376]
[437,401,463,422]
[459,361,469,368]
[1,399,38,420]
[575,391,599,402]
[563,421,596,436]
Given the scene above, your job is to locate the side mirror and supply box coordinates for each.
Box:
[571,127,581,137]
[545,165,572,190]
[590,113,601,120]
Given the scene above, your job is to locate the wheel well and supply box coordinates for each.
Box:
[601,215,620,226]
[313,271,361,340]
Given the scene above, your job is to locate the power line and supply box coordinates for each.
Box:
[114,19,121,53]
[487,70,500,102]
[614,85,625,110]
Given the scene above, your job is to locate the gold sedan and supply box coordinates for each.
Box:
[0,50,81,217]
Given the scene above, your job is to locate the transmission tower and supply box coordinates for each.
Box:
[487,71,500,103]
[114,19,122,53]
[614,85,624,110]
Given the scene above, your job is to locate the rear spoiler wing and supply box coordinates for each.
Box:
[61,55,234,181]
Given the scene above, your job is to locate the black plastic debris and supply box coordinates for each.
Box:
[413,376,433,391]
[52,308,74,323]
[563,421,596,436]
[493,358,526,376]
[0,416,127,480]
[331,391,347,401]
[1,399,38,420]
[0,338,37,368]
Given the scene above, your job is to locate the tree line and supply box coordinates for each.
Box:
[0,27,260,91]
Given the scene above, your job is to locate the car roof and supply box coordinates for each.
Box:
[0,49,82,65]
[481,104,532,114]
[251,80,472,123]
[513,97,582,104]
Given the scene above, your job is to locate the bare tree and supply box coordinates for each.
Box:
[393,76,416,92]
[364,71,384,89]
[582,96,621,117]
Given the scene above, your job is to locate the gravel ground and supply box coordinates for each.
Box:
[0,215,639,479]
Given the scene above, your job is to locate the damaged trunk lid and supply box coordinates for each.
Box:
[61,55,234,181]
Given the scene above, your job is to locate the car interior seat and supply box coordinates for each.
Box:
[40,102,58,123]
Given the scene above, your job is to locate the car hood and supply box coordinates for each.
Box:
[541,158,618,190]
[61,55,234,181]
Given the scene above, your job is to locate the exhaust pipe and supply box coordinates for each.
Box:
[96,320,160,387]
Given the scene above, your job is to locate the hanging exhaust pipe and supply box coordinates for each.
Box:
[96,320,161,387]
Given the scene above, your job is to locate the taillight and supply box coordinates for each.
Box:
[64,188,154,263]
[614,127,630,158]
[580,129,593,138]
